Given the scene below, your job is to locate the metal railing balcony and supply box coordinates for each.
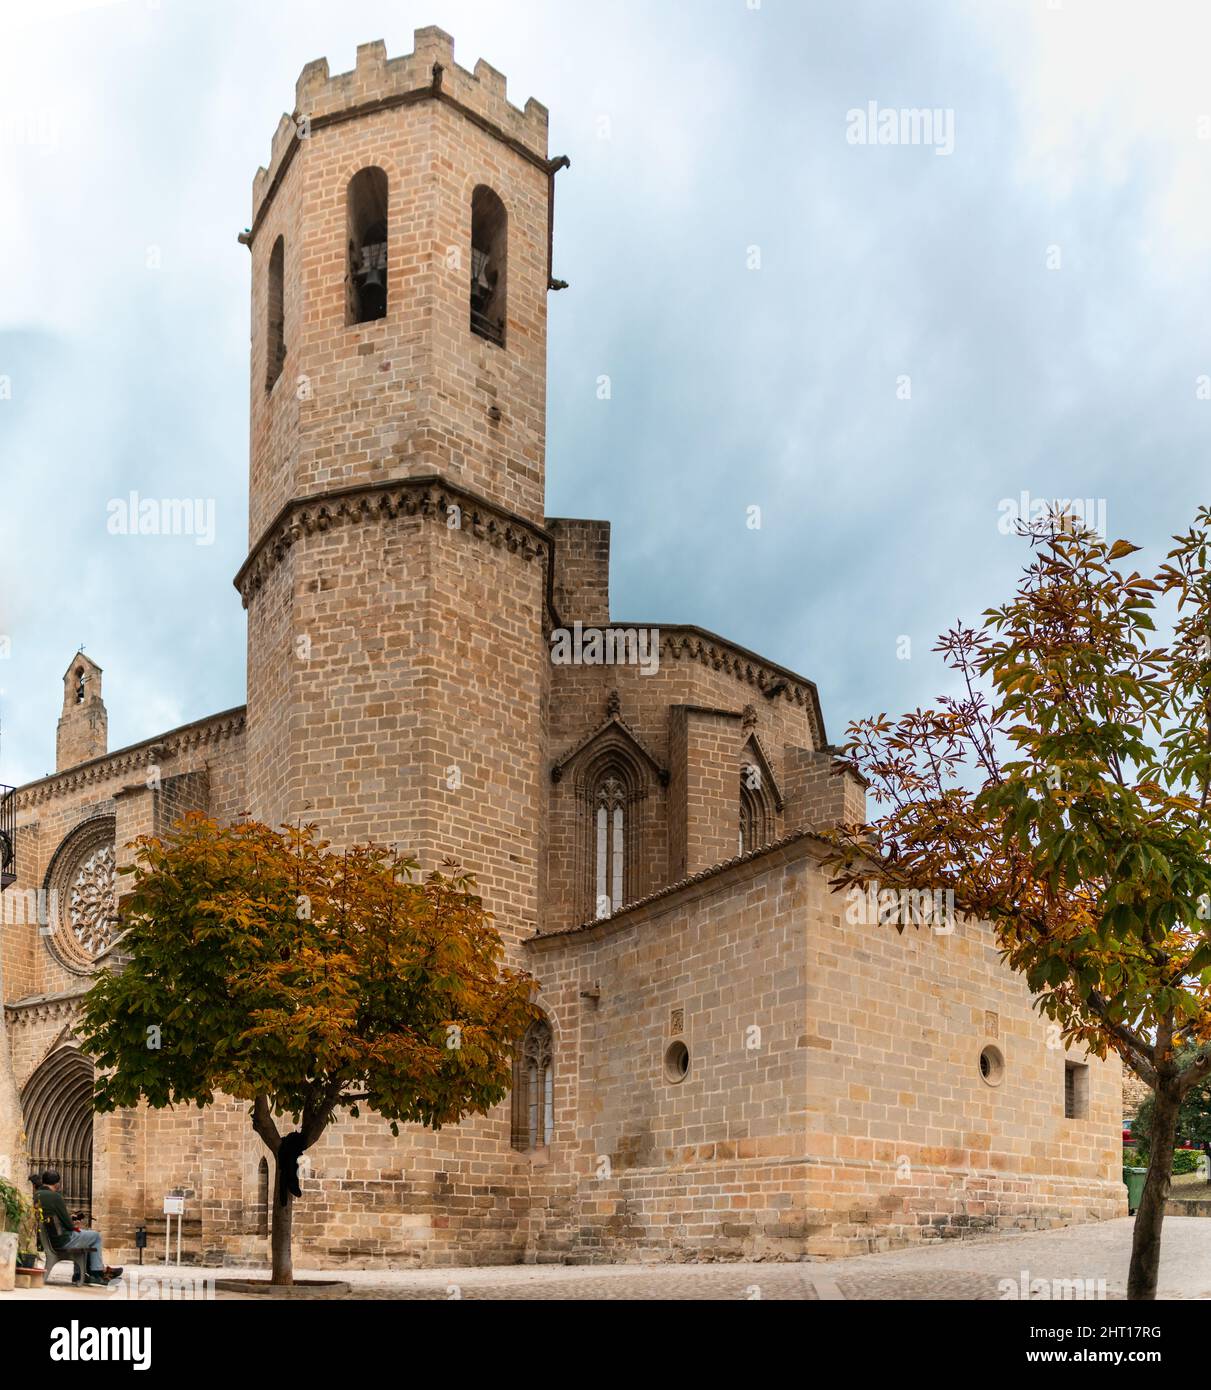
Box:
[1,784,15,891]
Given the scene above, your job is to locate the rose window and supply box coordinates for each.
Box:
[44,817,119,974]
[68,844,118,956]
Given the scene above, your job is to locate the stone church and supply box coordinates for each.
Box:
[0,29,1124,1268]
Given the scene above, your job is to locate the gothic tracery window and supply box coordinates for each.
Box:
[563,716,659,926]
[739,779,759,856]
[70,844,118,956]
[44,817,119,974]
[595,776,626,918]
[511,1018,553,1152]
[739,757,776,856]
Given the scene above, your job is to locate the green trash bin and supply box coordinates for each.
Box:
[1123,1166,1148,1214]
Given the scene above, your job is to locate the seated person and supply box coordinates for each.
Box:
[34,1171,122,1286]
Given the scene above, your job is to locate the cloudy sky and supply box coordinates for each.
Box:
[0,0,1208,787]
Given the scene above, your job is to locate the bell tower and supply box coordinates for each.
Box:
[236,31,564,946]
[242,28,556,538]
[56,651,107,772]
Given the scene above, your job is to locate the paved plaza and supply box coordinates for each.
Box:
[5,1216,1210,1300]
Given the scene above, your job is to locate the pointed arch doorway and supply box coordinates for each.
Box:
[22,1046,94,1222]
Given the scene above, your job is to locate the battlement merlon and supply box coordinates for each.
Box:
[250,28,551,226]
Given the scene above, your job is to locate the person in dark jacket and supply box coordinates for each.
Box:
[35,1171,122,1286]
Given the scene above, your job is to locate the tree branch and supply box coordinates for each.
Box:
[1178,1049,1211,1100]
[1087,992,1158,1088]
[251,1094,281,1154]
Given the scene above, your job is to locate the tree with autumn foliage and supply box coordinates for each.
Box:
[823,506,1211,1301]
[1132,1045,1211,1180]
[78,815,537,1285]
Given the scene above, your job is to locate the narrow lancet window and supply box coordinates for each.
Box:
[595,776,626,917]
[470,185,507,346]
[511,1018,554,1151]
[346,167,389,324]
[266,235,286,389]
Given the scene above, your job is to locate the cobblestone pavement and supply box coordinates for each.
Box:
[10,1216,1208,1299]
[230,1263,818,1301]
[23,1261,815,1301]
[820,1216,1203,1300]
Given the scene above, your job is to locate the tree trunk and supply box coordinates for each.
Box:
[270,1175,293,1286]
[253,1089,335,1288]
[1126,1085,1180,1300]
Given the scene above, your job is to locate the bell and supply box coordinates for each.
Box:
[358,267,386,321]
[473,248,497,302]
[354,241,387,321]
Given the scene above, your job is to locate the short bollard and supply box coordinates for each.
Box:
[0,1231,17,1292]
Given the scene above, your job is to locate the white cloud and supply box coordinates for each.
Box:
[2,0,1209,788]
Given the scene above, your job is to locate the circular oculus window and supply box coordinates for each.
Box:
[664,1040,690,1084]
[979,1044,1005,1088]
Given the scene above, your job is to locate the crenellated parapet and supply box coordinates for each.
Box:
[251,27,551,227]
